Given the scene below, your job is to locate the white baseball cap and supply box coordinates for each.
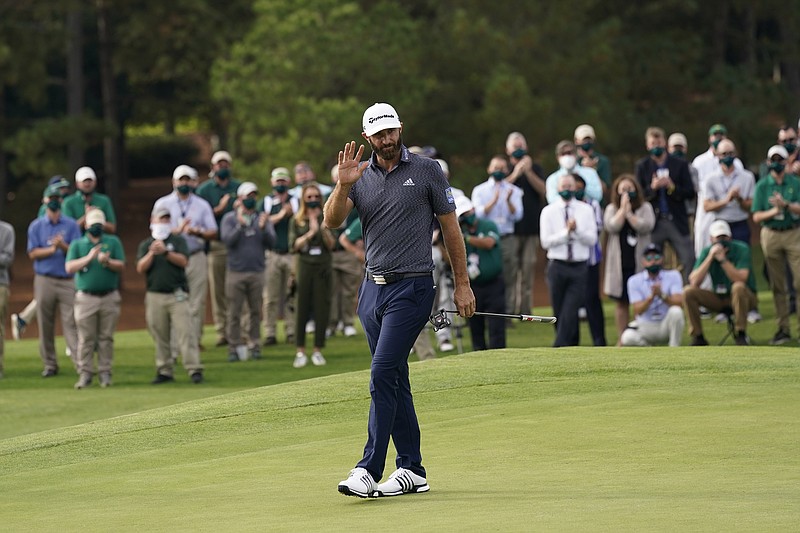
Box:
[768,145,789,160]
[362,103,401,136]
[709,219,732,238]
[454,195,474,218]
[211,150,232,165]
[668,133,688,148]
[85,208,106,227]
[237,181,258,197]
[574,124,596,141]
[172,164,198,180]
[435,159,449,176]
[75,166,96,182]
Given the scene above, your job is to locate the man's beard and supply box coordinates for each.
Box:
[368,135,403,160]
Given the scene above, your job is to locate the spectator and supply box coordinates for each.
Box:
[574,124,612,201]
[136,206,204,384]
[291,161,333,198]
[290,183,336,368]
[260,167,300,346]
[545,140,603,204]
[471,155,524,314]
[574,175,606,346]
[620,243,685,347]
[506,132,545,316]
[758,125,800,180]
[27,185,81,377]
[702,139,755,244]
[153,165,218,352]
[65,209,125,388]
[455,196,505,350]
[684,220,757,346]
[62,166,117,234]
[196,150,240,347]
[0,215,13,379]
[635,126,695,283]
[220,181,275,362]
[667,132,699,219]
[752,145,800,345]
[540,173,597,347]
[603,174,656,344]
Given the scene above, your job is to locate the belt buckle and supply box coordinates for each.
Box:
[373,274,388,285]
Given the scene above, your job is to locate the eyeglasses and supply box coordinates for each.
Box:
[644,254,662,260]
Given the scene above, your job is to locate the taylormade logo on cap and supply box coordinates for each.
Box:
[362,103,401,136]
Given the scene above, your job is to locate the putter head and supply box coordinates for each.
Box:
[429,309,451,332]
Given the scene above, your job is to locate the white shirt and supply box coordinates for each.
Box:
[692,149,744,188]
[470,179,524,235]
[545,166,603,204]
[153,192,218,254]
[539,197,597,261]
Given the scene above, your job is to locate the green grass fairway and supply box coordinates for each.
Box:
[1,349,797,532]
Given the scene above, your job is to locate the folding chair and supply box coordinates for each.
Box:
[717,305,735,346]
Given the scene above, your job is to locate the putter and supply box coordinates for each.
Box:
[429,308,557,331]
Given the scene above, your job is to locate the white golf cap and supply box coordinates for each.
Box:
[172,164,198,180]
[574,124,596,140]
[211,150,232,165]
[75,166,96,182]
[668,133,688,148]
[709,219,732,238]
[270,167,291,182]
[768,145,789,160]
[362,102,401,136]
[435,158,449,176]
[85,208,106,227]
[237,181,258,197]
[454,195,474,218]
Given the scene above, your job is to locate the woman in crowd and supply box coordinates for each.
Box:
[289,183,335,368]
[603,174,656,345]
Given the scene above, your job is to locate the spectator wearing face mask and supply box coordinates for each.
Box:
[545,140,603,205]
[758,124,800,180]
[667,132,700,219]
[574,124,612,202]
[62,166,117,234]
[471,155,524,315]
[603,174,656,345]
[65,209,125,388]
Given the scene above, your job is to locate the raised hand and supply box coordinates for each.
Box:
[337,141,368,185]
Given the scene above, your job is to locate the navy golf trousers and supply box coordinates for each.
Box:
[355,275,435,481]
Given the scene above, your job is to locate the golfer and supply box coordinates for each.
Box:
[325,102,475,498]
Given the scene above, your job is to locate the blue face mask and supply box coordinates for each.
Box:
[574,189,586,201]
[769,162,786,174]
[176,184,192,195]
[558,190,574,200]
[305,201,321,209]
[649,146,665,157]
[87,224,103,237]
[645,264,662,274]
[242,197,257,210]
[47,199,61,211]
[216,168,231,180]
[274,184,288,194]
[460,214,477,227]
[511,149,526,159]
[720,155,735,167]
[579,142,593,152]
[490,171,506,181]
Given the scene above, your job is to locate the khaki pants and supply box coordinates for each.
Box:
[74,290,121,376]
[207,240,228,340]
[500,235,519,314]
[263,251,295,339]
[145,291,202,377]
[621,306,685,347]
[329,250,363,330]
[760,226,800,333]
[0,285,7,373]
[684,283,757,337]
[34,274,78,373]
[226,270,263,348]
[170,252,208,358]
[515,234,539,314]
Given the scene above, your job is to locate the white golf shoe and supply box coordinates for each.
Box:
[293,352,308,368]
[337,467,378,498]
[376,468,430,497]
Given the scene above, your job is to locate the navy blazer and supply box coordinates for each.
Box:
[634,154,695,236]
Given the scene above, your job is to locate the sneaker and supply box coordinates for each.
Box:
[439,341,454,352]
[293,352,308,368]
[699,306,711,319]
[263,336,277,346]
[236,345,249,361]
[190,371,204,384]
[41,368,58,378]
[747,310,762,324]
[337,467,378,498]
[578,307,587,320]
[305,320,315,334]
[734,331,751,346]
[376,468,430,497]
[311,351,326,366]
[227,349,239,362]
[769,330,792,346]
[343,325,358,337]
[250,347,262,360]
[714,313,728,324]
[11,313,25,340]
[325,327,334,339]
[691,335,709,346]
[74,373,92,389]
[99,372,112,388]
[151,373,175,384]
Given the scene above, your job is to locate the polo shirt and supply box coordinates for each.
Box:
[702,168,755,223]
[694,239,757,294]
[136,234,189,293]
[348,146,454,274]
[196,177,241,224]
[66,234,125,292]
[627,268,683,323]
[259,193,300,253]
[545,166,603,204]
[62,191,117,225]
[343,217,363,243]
[471,179,524,236]
[27,213,81,277]
[751,173,800,230]
[464,218,502,285]
[152,192,217,255]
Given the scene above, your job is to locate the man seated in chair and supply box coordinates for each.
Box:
[620,243,685,347]
[684,220,757,346]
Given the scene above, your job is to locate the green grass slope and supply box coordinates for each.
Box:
[1,348,798,532]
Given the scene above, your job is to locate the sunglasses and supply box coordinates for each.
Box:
[644,253,662,260]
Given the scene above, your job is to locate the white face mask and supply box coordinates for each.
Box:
[558,154,577,170]
[150,223,171,241]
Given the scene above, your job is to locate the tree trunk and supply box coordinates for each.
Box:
[779,11,800,118]
[96,0,123,200]
[67,7,84,171]
[711,1,729,71]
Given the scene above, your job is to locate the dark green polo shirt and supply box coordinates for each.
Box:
[196,178,241,224]
[465,218,503,285]
[136,234,189,293]
[694,239,757,295]
[62,191,117,225]
[66,234,125,292]
[751,173,800,230]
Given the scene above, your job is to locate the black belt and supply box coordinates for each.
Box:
[550,259,587,266]
[366,272,431,285]
[40,274,71,280]
[272,250,290,255]
[81,289,115,297]
[767,225,800,232]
